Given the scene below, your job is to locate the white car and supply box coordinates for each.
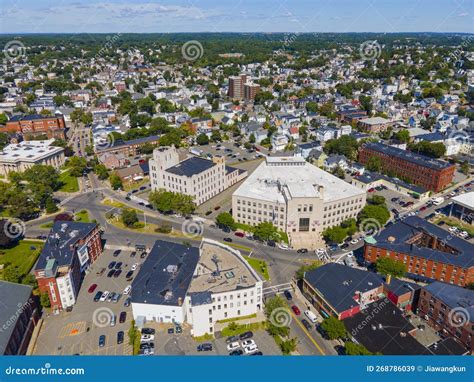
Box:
[123,285,132,295]
[459,231,468,238]
[449,191,456,197]
[241,339,256,348]
[141,334,154,342]
[448,226,458,233]
[278,243,289,250]
[244,345,259,354]
[131,263,138,271]
[227,342,240,351]
[100,291,109,302]
[350,239,358,245]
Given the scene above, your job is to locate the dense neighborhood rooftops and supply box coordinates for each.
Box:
[36,221,98,270]
[423,282,474,323]
[344,298,431,355]
[362,142,454,171]
[0,281,33,354]
[166,156,216,177]
[131,240,200,306]
[233,156,365,203]
[304,263,383,314]
[369,216,474,268]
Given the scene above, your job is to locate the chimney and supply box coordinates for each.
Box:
[386,274,392,285]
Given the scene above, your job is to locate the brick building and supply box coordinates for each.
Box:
[34,222,102,312]
[364,216,474,287]
[4,114,67,140]
[357,116,392,133]
[243,83,260,101]
[358,142,455,192]
[417,282,473,353]
[228,74,248,99]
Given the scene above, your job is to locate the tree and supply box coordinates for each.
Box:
[365,156,382,172]
[280,338,298,355]
[344,342,374,355]
[375,257,406,278]
[109,174,123,190]
[210,130,222,142]
[45,197,58,213]
[460,161,469,175]
[3,266,21,283]
[394,129,410,143]
[121,209,139,227]
[408,141,446,158]
[196,133,209,145]
[358,204,390,227]
[94,164,109,180]
[295,261,323,280]
[66,157,87,177]
[369,195,386,206]
[216,212,236,230]
[254,222,278,242]
[320,316,347,340]
[0,132,9,149]
[148,189,195,215]
[249,133,256,144]
[322,226,347,244]
[40,293,51,308]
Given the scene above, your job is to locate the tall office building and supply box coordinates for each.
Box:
[228,74,248,99]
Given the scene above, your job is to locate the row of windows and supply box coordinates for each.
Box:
[324,198,363,211]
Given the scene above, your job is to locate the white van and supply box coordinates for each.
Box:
[304,310,318,324]
[110,314,116,327]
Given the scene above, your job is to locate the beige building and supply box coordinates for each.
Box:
[0,139,65,176]
[232,156,366,250]
[149,146,247,205]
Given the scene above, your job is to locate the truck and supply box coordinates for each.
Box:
[431,196,445,206]
[190,148,203,156]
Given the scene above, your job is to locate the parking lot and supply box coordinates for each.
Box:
[33,247,148,356]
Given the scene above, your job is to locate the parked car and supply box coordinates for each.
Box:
[227,342,240,351]
[141,334,154,342]
[124,297,131,307]
[93,291,103,302]
[229,349,243,356]
[113,269,122,278]
[244,345,259,354]
[99,291,109,302]
[223,237,233,242]
[141,328,155,335]
[226,336,239,344]
[167,328,174,334]
[113,249,121,257]
[131,263,138,271]
[99,335,106,347]
[130,251,136,258]
[115,262,122,269]
[197,343,213,352]
[107,269,115,278]
[123,285,131,295]
[283,290,292,300]
[117,331,124,345]
[119,311,127,323]
[301,319,312,331]
[234,231,245,238]
[297,248,308,254]
[241,339,255,348]
[239,331,253,340]
[126,270,134,280]
[291,305,301,315]
[108,261,116,269]
[88,284,98,293]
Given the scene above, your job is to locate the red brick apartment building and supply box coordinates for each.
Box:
[34,221,102,312]
[4,114,67,139]
[228,74,248,99]
[358,142,455,192]
[364,216,474,287]
[417,282,473,352]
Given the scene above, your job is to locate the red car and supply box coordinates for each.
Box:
[419,206,427,211]
[368,188,375,192]
[88,284,98,293]
[234,231,245,238]
[291,305,301,315]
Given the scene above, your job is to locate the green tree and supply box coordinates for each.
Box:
[295,261,323,280]
[460,161,469,175]
[3,266,21,283]
[365,156,382,172]
[358,204,390,227]
[121,209,139,227]
[369,195,386,206]
[280,338,298,355]
[249,133,256,144]
[320,316,347,340]
[375,257,407,278]
[344,342,374,355]
[66,157,87,177]
[109,174,123,190]
[196,133,210,145]
[215,212,236,230]
[40,293,51,308]
[254,222,278,242]
[94,164,109,180]
[322,226,347,244]
[0,132,9,149]
[394,129,410,143]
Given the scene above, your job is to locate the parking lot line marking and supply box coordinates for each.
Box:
[289,310,325,355]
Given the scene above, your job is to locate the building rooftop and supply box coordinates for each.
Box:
[233,156,365,203]
[363,142,454,171]
[423,282,474,323]
[354,170,427,194]
[8,114,60,122]
[344,298,431,355]
[428,338,468,355]
[359,116,390,125]
[0,139,63,163]
[187,239,261,298]
[131,241,200,306]
[166,156,215,177]
[304,263,383,314]
[451,192,474,210]
[0,281,33,354]
[35,221,98,271]
[369,216,474,268]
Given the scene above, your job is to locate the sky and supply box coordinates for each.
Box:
[0,0,473,34]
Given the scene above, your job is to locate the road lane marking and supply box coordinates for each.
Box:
[289,309,325,355]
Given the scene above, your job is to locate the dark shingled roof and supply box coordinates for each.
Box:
[131,240,200,306]
[0,281,33,354]
[189,291,212,306]
[8,114,59,122]
[304,263,383,314]
[35,221,98,270]
[428,338,468,355]
[344,298,431,355]
[166,156,215,177]
[369,216,474,268]
[423,281,474,323]
[363,142,454,171]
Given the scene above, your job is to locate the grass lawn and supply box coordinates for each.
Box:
[75,210,90,223]
[0,240,43,279]
[107,218,160,234]
[221,241,252,252]
[123,177,150,192]
[243,256,270,281]
[221,321,266,337]
[40,222,54,229]
[58,170,79,193]
[101,198,140,213]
